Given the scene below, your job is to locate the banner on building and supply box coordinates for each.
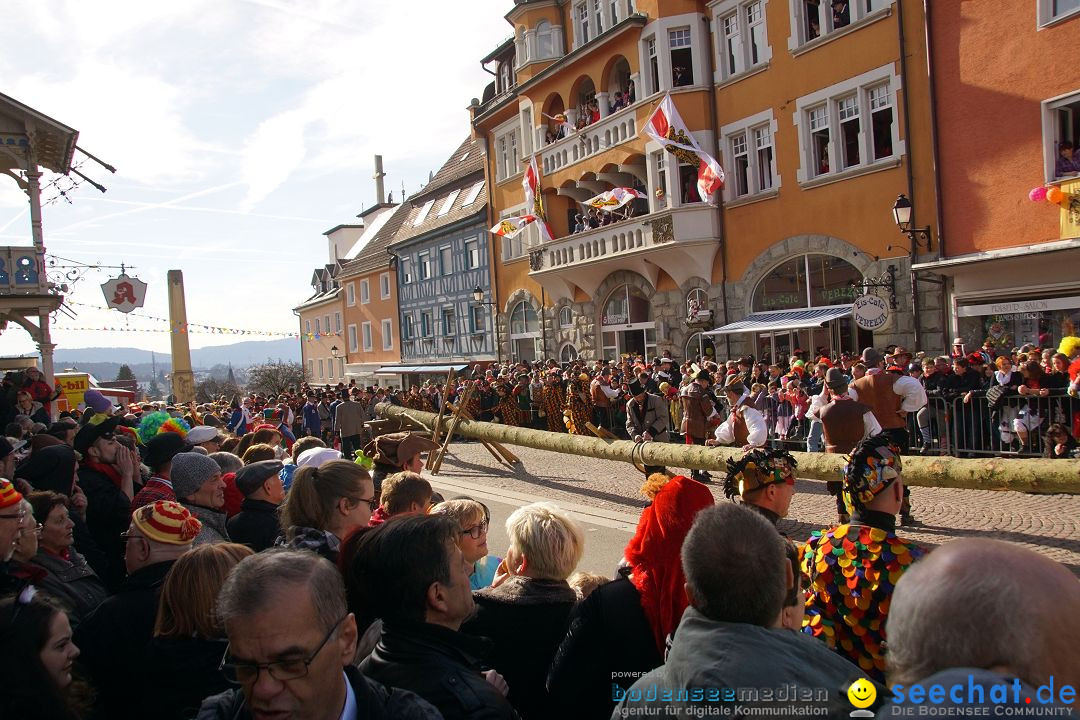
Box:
[642,94,725,200]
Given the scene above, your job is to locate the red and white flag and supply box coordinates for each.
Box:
[490,213,554,244]
[522,155,544,219]
[642,94,725,199]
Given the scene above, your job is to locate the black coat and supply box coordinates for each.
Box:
[547,571,663,720]
[74,561,175,720]
[144,635,230,720]
[460,577,577,720]
[77,464,131,589]
[226,498,281,552]
[361,620,517,720]
[197,665,442,720]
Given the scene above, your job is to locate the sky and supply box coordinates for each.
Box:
[0,0,511,356]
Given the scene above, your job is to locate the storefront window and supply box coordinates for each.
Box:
[752,253,861,311]
[957,296,1080,352]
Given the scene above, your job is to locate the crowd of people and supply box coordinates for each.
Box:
[1,396,1077,718]
[0,335,1077,718]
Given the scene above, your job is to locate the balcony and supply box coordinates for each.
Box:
[540,102,639,176]
[529,204,721,301]
[0,246,49,295]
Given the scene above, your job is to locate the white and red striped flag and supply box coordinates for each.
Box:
[642,94,725,199]
[522,154,544,219]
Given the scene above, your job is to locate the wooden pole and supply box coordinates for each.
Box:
[427,370,455,471]
[376,402,1080,494]
[430,383,473,475]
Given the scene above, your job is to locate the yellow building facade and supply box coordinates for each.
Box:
[472,0,940,365]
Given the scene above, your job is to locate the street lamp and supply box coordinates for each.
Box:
[330,345,339,357]
[472,286,490,305]
[891,194,932,252]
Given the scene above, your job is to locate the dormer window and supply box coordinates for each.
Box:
[498,60,513,94]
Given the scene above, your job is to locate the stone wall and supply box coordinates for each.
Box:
[497,234,946,364]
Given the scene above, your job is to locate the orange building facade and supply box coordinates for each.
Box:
[472,0,942,365]
[915,1,1080,352]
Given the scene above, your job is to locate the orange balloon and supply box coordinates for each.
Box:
[1046,187,1065,203]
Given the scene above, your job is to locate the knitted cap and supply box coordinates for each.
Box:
[132,500,202,545]
[83,389,114,414]
[170,451,222,499]
[0,478,23,510]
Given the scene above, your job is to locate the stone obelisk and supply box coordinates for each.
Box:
[167,270,195,404]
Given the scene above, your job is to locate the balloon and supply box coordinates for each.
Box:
[1046,187,1065,204]
[1029,186,1048,202]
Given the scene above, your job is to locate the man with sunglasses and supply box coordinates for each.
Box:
[200,549,441,720]
[75,416,141,589]
[722,448,798,528]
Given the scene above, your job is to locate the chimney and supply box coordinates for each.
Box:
[373,155,386,205]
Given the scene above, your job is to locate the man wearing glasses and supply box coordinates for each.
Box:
[199,549,441,720]
[0,479,25,571]
[76,500,200,719]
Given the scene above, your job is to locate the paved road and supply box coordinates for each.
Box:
[431,441,1080,575]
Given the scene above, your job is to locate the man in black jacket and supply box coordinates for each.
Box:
[198,549,440,720]
[353,515,518,720]
[227,459,284,552]
[74,416,141,588]
[625,380,671,476]
[76,500,200,720]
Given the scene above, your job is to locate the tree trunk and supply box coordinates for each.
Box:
[375,402,1080,495]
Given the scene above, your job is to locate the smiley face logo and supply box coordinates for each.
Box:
[847,678,877,709]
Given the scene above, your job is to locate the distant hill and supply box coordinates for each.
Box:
[54,339,300,380]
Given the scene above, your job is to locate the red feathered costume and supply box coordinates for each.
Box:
[623,475,715,653]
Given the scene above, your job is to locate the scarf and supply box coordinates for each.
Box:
[81,460,123,490]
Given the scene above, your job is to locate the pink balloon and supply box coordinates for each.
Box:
[1029,186,1048,202]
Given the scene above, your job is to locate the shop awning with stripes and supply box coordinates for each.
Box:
[704,305,853,335]
[374,364,469,375]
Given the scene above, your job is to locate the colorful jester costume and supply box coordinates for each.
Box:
[799,435,925,682]
[564,373,594,435]
[495,386,525,426]
[722,448,797,528]
[542,375,567,433]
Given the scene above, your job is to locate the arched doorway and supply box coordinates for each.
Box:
[600,284,655,361]
[560,343,578,362]
[509,300,541,362]
[685,332,716,363]
[750,253,869,364]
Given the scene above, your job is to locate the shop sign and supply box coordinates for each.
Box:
[956,295,1080,318]
[101,273,148,313]
[852,294,891,331]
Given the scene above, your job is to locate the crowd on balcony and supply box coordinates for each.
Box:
[543,83,636,146]
[570,205,638,234]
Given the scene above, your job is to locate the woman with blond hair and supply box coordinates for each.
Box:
[147,542,253,719]
[462,501,584,719]
[277,459,376,562]
[430,497,500,589]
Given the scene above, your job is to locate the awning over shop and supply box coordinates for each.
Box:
[704,305,853,336]
[374,364,469,375]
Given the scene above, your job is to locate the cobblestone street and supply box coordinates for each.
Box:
[435,442,1080,575]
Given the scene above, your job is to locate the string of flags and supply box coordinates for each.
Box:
[59,300,326,339]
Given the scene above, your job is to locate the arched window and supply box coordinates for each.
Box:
[602,284,651,326]
[751,253,862,312]
[536,20,553,58]
[509,300,541,361]
[684,332,716,363]
[560,343,579,362]
[686,288,708,319]
[559,305,573,328]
